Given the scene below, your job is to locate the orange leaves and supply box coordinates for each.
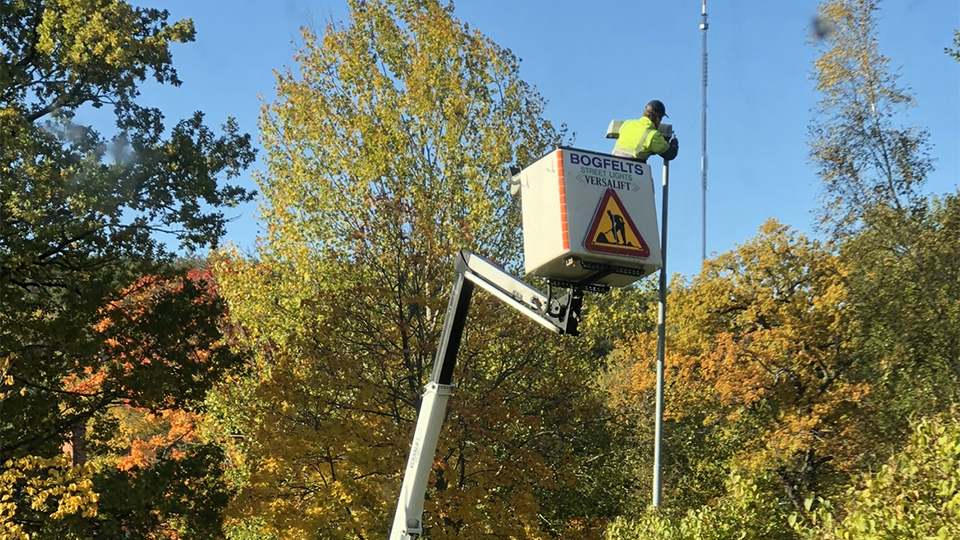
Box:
[611,221,873,502]
[116,409,200,471]
[62,366,108,396]
[59,269,223,403]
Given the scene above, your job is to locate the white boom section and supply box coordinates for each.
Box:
[459,251,560,334]
[389,250,581,540]
[389,382,452,539]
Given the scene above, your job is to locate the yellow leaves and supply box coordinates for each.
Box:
[256,0,552,270]
[36,0,193,90]
[608,220,873,501]
[0,353,13,406]
[215,0,591,537]
[0,455,99,534]
[810,1,930,242]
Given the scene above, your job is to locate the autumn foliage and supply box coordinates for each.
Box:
[4,0,959,538]
[3,266,239,539]
[613,221,875,510]
[206,0,615,538]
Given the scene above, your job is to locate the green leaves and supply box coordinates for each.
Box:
[808,0,960,462]
[2,0,255,536]
[5,0,194,120]
[257,0,560,268]
[793,412,960,540]
[211,2,612,538]
[947,30,960,62]
[809,0,933,238]
[603,4,959,535]
[606,474,797,540]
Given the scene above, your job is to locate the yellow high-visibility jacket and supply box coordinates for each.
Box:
[612,117,669,161]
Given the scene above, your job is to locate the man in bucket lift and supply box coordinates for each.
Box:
[611,99,679,163]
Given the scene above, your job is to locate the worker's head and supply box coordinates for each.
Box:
[643,99,668,127]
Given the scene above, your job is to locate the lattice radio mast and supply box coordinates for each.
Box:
[700,0,709,261]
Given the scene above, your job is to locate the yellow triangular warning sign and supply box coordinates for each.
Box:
[584,188,650,258]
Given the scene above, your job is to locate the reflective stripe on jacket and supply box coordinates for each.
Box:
[612,117,669,161]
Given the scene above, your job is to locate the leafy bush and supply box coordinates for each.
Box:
[795,412,960,539]
[607,473,797,540]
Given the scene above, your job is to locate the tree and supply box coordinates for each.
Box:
[606,473,798,540]
[2,266,241,539]
[809,0,960,442]
[210,1,618,538]
[604,3,958,530]
[1,0,255,536]
[582,281,665,516]
[795,411,960,540]
[809,0,933,238]
[946,29,960,62]
[840,193,960,427]
[609,221,871,514]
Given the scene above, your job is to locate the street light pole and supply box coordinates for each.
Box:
[652,158,669,508]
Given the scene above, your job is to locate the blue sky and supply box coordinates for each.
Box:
[118,0,959,279]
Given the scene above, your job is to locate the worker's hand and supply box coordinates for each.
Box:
[662,137,680,161]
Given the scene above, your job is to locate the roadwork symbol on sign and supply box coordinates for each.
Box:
[583,188,651,258]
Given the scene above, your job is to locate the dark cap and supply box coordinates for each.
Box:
[645,99,668,118]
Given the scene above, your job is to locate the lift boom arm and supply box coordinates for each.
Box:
[389,250,583,539]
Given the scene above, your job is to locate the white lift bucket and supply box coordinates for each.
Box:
[516,146,662,287]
